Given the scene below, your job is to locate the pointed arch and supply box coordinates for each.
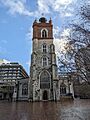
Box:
[41,28,48,38]
[22,83,28,95]
[40,70,51,89]
[60,83,66,95]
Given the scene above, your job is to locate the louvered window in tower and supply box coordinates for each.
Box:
[42,30,47,38]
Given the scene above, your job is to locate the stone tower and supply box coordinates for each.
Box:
[29,17,60,101]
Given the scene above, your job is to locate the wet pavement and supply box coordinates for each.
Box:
[0,99,90,120]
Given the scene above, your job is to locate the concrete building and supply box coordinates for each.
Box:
[0,60,29,101]
[29,17,60,101]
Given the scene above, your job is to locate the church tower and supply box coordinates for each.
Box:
[29,17,60,101]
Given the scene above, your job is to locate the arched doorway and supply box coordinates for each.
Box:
[43,90,48,100]
[60,83,66,95]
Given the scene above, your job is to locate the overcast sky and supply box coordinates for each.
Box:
[0,0,88,74]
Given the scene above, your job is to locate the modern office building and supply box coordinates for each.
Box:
[0,60,29,100]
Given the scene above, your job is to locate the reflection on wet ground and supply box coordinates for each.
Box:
[0,99,90,120]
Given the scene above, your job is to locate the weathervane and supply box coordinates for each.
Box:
[41,13,44,17]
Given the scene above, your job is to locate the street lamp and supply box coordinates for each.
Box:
[68,74,71,94]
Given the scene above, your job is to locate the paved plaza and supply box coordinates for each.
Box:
[0,99,90,120]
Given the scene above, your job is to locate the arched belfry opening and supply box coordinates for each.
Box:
[42,29,47,38]
[41,29,48,38]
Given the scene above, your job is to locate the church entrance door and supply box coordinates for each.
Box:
[43,90,48,100]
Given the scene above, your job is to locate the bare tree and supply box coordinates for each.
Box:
[58,3,90,84]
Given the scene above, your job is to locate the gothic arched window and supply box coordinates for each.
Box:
[42,56,48,67]
[22,83,28,95]
[42,44,47,53]
[41,29,48,38]
[40,71,50,89]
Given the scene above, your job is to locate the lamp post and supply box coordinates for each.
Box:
[68,74,71,94]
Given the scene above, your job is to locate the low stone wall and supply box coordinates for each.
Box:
[74,84,90,98]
